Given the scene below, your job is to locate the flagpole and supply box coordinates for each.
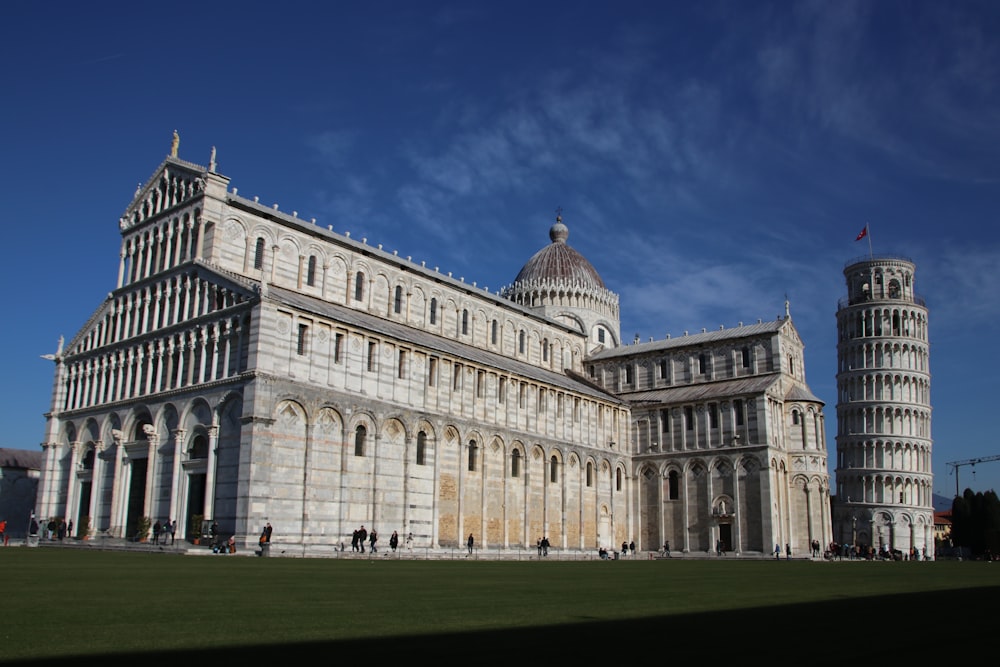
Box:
[867,224,873,259]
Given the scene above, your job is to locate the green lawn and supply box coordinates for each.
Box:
[2,549,997,665]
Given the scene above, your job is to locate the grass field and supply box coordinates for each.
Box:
[2,549,997,665]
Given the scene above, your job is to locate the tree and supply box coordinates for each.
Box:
[950,489,1000,558]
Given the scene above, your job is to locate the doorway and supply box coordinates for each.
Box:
[719,523,732,552]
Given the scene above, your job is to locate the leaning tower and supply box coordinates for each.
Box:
[834,255,934,559]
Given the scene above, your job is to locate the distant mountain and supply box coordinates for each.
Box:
[933,494,953,512]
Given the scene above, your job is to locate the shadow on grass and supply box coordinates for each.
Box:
[13,586,994,665]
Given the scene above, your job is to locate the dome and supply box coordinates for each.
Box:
[512,217,606,289]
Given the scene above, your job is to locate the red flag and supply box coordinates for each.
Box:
[855,225,868,241]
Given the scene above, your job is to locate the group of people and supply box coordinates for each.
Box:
[351,525,376,552]
[257,522,272,546]
[774,543,792,559]
[151,519,177,545]
[536,537,551,556]
[597,540,638,560]
[350,526,415,554]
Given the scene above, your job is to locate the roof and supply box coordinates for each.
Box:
[784,383,823,403]
[621,373,822,407]
[0,448,42,471]
[588,318,789,360]
[267,285,623,404]
[621,374,781,405]
[512,219,606,290]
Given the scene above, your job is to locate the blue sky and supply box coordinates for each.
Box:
[2,1,999,498]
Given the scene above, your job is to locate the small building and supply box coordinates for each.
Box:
[0,448,43,538]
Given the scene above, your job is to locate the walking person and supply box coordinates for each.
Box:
[0,519,6,546]
[467,533,474,555]
[152,520,161,545]
[785,543,791,560]
[170,519,177,545]
[358,525,367,553]
[369,529,378,553]
[390,531,399,552]
[774,543,781,559]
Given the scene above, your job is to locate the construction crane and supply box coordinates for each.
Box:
[945,455,1000,497]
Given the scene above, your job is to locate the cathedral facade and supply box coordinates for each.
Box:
[36,144,831,556]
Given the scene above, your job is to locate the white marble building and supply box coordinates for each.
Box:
[833,256,934,557]
[36,141,831,556]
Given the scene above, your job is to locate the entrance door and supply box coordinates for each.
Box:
[598,512,611,550]
[76,482,92,538]
[124,458,147,540]
[186,474,206,540]
[719,523,732,552]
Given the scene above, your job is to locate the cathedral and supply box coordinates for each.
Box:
[36,138,831,556]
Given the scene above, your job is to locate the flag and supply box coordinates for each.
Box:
[855,225,868,241]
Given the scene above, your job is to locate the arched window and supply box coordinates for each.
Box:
[511,449,521,478]
[542,338,548,362]
[354,425,367,456]
[668,470,679,500]
[616,468,622,491]
[429,298,437,325]
[491,319,498,345]
[393,286,403,314]
[550,455,558,483]
[468,441,478,471]
[586,461,593,487]
[354,272,365,301]
[306,255,317,286]
[462,309,469,335]
[253,237,265,270]
[189,434,208,459]
[416,431,427,466]
[519,330,525,354]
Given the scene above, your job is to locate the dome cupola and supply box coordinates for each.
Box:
[512,215,607,289]
[501,213,620,350]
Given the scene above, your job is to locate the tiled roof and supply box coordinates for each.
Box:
[513,222,606,289]
[620,374,780,405]
[588,319,788,359]
[268,285,623,404]
[785,383,824,404]
[0,448,42,471]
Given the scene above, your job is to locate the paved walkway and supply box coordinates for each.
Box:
[16,536,804,560]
